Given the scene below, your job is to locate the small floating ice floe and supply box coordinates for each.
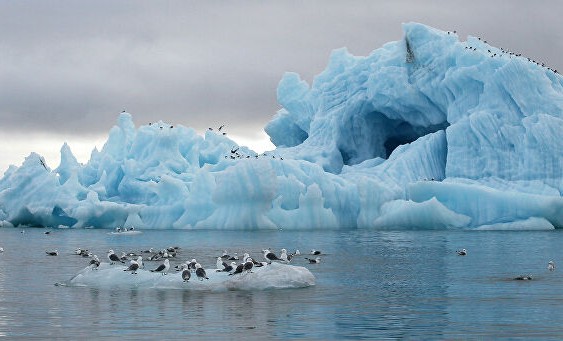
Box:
[107,227,142,235]
[64,262,315,291]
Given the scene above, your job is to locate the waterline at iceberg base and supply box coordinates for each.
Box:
[0,23,561,230]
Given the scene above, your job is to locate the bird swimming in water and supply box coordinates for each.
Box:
[305,257,321,264]
[46,250,58,256]
[310,249,321,256]
[456,249,467,256]
[548,261,555,272]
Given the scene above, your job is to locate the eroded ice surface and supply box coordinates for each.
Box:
[0,23,561,230]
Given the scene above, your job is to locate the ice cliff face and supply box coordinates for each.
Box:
[1,23,562,230]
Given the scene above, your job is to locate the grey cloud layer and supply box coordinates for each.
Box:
[1,1,561,137]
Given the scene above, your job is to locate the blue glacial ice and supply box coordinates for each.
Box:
[0,23,561,230]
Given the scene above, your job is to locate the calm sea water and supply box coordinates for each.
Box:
[1,228,563,340]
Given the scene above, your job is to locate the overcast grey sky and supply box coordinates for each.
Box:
[1,1,561,173]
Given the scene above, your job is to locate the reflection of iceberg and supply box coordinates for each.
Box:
[0,22,561,230]
[66,262,315,291]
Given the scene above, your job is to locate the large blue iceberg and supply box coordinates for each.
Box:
[1,23,561,230]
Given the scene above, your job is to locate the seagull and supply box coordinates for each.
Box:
[229,263,245,276]
[107,250,125,264]
[310,249,321,256]
[181,264,191,282]
[280,249,289,262]
[0,247,4,253]
[135,256,144,269]
[228,253,239,261]
[457,249,467,256]
[216,258,234,272]
[89,255,100,269]
[151,259,170,275]
[243,258,254,273]
[216,257,224,270]
[305,257,321,264]
[187,259,197,272]
[124,260,140,274]
[262,249,281,264]
[46,250,58,256]
[514,275,533,280]
[195,263,209,281]
[548,261,555,272]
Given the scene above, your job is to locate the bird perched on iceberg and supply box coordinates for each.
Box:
[151,259,170,275]
[262,249,281,264]
[243,258,254,273]
[180,264,191,282]
[107,250,124,264]
[195,263,209,280]
[124,260,140,274]
[89,255,100,269]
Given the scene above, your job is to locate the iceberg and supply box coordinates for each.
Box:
[65,262,315,291]
[0,23,561,230]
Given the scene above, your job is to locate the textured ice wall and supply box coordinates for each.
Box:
[0,23,561,230]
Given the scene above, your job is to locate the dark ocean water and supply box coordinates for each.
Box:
[1,228,563,340]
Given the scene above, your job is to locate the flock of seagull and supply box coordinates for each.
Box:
[446,31,559,75]
[63,245,324,283]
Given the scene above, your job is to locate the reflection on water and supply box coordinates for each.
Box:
[0,228,563,339]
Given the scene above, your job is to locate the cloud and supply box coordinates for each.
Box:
[0,1,561,172]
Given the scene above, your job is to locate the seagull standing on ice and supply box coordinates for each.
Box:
[262,249,281,264]
[230,263,245,276]
[216,257,224,270]
[195,263,209,280]
[136,256,144,269]
[124,260,140,274]
[548,261,555,271]
[187,259,198,272]
[89,255,100,269]
[181,264,191,282]
[243,258,254,273]
[151,259,170,275]
[107,250,124,264]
